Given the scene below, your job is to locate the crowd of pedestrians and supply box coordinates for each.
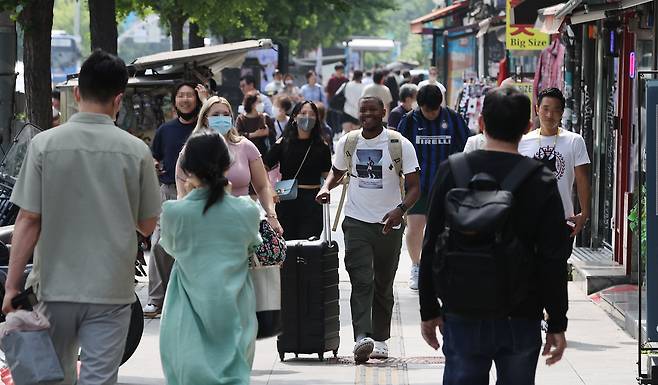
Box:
[1,48,591,385]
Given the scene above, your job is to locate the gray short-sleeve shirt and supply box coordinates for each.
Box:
[10,112,162,304]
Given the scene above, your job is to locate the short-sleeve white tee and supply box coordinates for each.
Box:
[518,129,590,218]
[334,129,419,224]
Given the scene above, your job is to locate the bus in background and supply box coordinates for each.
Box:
[51,31,81,85]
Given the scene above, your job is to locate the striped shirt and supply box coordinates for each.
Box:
[397,108,469,194]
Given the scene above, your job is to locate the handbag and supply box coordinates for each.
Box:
[252,219,286,266]
[249,254,282,339]
[274,144,312,201]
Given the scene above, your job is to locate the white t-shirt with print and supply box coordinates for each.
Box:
[334,129,419,224]
[463,133,486,153]
[518,129,590,218]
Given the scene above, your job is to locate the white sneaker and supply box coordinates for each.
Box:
[142,303,161,318]
[409,264,419,290]
[353,337,374,364]
[370,341,389,359]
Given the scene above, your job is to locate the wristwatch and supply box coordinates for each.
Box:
[397,203,408,213]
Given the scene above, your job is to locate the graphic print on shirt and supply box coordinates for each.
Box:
[533,145,566,180]
[356,149,383,189]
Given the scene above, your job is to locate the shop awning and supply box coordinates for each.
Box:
[569,0,653,24]
[534,3,568,33]
[476,15,506,38]
[129,39,273,73]
[409,1,469,34]
[509,0,564,24]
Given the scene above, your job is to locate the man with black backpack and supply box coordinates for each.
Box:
[419,87,570,384]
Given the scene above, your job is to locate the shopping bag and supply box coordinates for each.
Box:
[1,330,64,384]
[249,255,282,339]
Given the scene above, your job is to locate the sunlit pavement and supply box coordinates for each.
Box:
[119,187,637,385]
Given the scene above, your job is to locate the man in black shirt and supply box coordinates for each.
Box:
[387,83,418,130]
[419,87,569,384]
[144,82,201,318]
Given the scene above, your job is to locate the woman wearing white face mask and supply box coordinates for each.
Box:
[176,96,283,235]
[236,91,276,155]
[264,100,332,240]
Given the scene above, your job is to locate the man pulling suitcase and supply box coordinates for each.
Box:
[317,96,420,363]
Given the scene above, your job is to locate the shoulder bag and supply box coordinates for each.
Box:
[274,143,312,201]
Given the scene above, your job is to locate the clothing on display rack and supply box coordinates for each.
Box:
[532,37,566,103]
[455,78,496,135]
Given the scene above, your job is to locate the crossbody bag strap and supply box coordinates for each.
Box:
[292,143,313,180]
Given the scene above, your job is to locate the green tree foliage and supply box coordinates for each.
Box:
[253,0,395,55]
[382,0,436,65]
[52,0,91,56]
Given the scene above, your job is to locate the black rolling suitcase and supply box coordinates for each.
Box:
[277,203,340,361]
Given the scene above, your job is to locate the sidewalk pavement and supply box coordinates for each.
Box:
[119,189,638,385]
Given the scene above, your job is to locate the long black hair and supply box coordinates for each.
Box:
[180,133,232,214]
[282,100,324,144]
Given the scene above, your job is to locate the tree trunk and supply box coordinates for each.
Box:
[169,15,186,51]
[20,0,54,131]
[88,0,118,54]
[188,22,204,49]
[0,12,16,146]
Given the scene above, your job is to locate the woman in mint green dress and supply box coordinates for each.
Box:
[159,132,261,385]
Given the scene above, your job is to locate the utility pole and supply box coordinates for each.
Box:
[0,12,16,149]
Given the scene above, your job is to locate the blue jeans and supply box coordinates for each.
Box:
[442,314,542,385]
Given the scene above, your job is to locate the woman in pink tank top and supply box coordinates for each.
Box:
[175,96,282,235]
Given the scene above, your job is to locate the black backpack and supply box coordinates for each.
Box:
[432,153,542,317]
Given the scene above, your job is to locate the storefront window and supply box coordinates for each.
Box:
[637,39,653,69]
[446,35,477,107]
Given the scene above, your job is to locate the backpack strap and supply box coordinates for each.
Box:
[386,129,405,199]
[343,129,361,178]
[448,153,472,189]
[333,130,362,231]
[500,158,543,192]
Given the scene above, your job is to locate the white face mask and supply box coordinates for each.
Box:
[412,102,418,110]
[255,103,265,113]
[272,106,280,117]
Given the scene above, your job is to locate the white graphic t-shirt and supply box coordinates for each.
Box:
[334,130,419,224]
[518,129,590,218]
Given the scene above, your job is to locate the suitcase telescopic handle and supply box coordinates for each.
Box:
[321,198,332,243]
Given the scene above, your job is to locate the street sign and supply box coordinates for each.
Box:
[645,79,658,341]
[505,0,550,51]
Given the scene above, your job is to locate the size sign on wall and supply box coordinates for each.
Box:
[505,0,550,51]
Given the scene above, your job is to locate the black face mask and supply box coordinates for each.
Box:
[176,106,199,122]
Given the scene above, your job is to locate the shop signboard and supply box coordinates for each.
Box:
[505,0,550,51]
[645,80,658,341]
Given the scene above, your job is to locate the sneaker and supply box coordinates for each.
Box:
[370,341,389,359]
[353,337,374,364]
[142,303,161,318]
[409,264,419,290]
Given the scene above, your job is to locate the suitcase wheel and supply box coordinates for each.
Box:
[279,352,285,362]
[333,350,338,358]
[318,352,324,361]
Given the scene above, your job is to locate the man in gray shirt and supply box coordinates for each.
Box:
[2,50,161,385]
